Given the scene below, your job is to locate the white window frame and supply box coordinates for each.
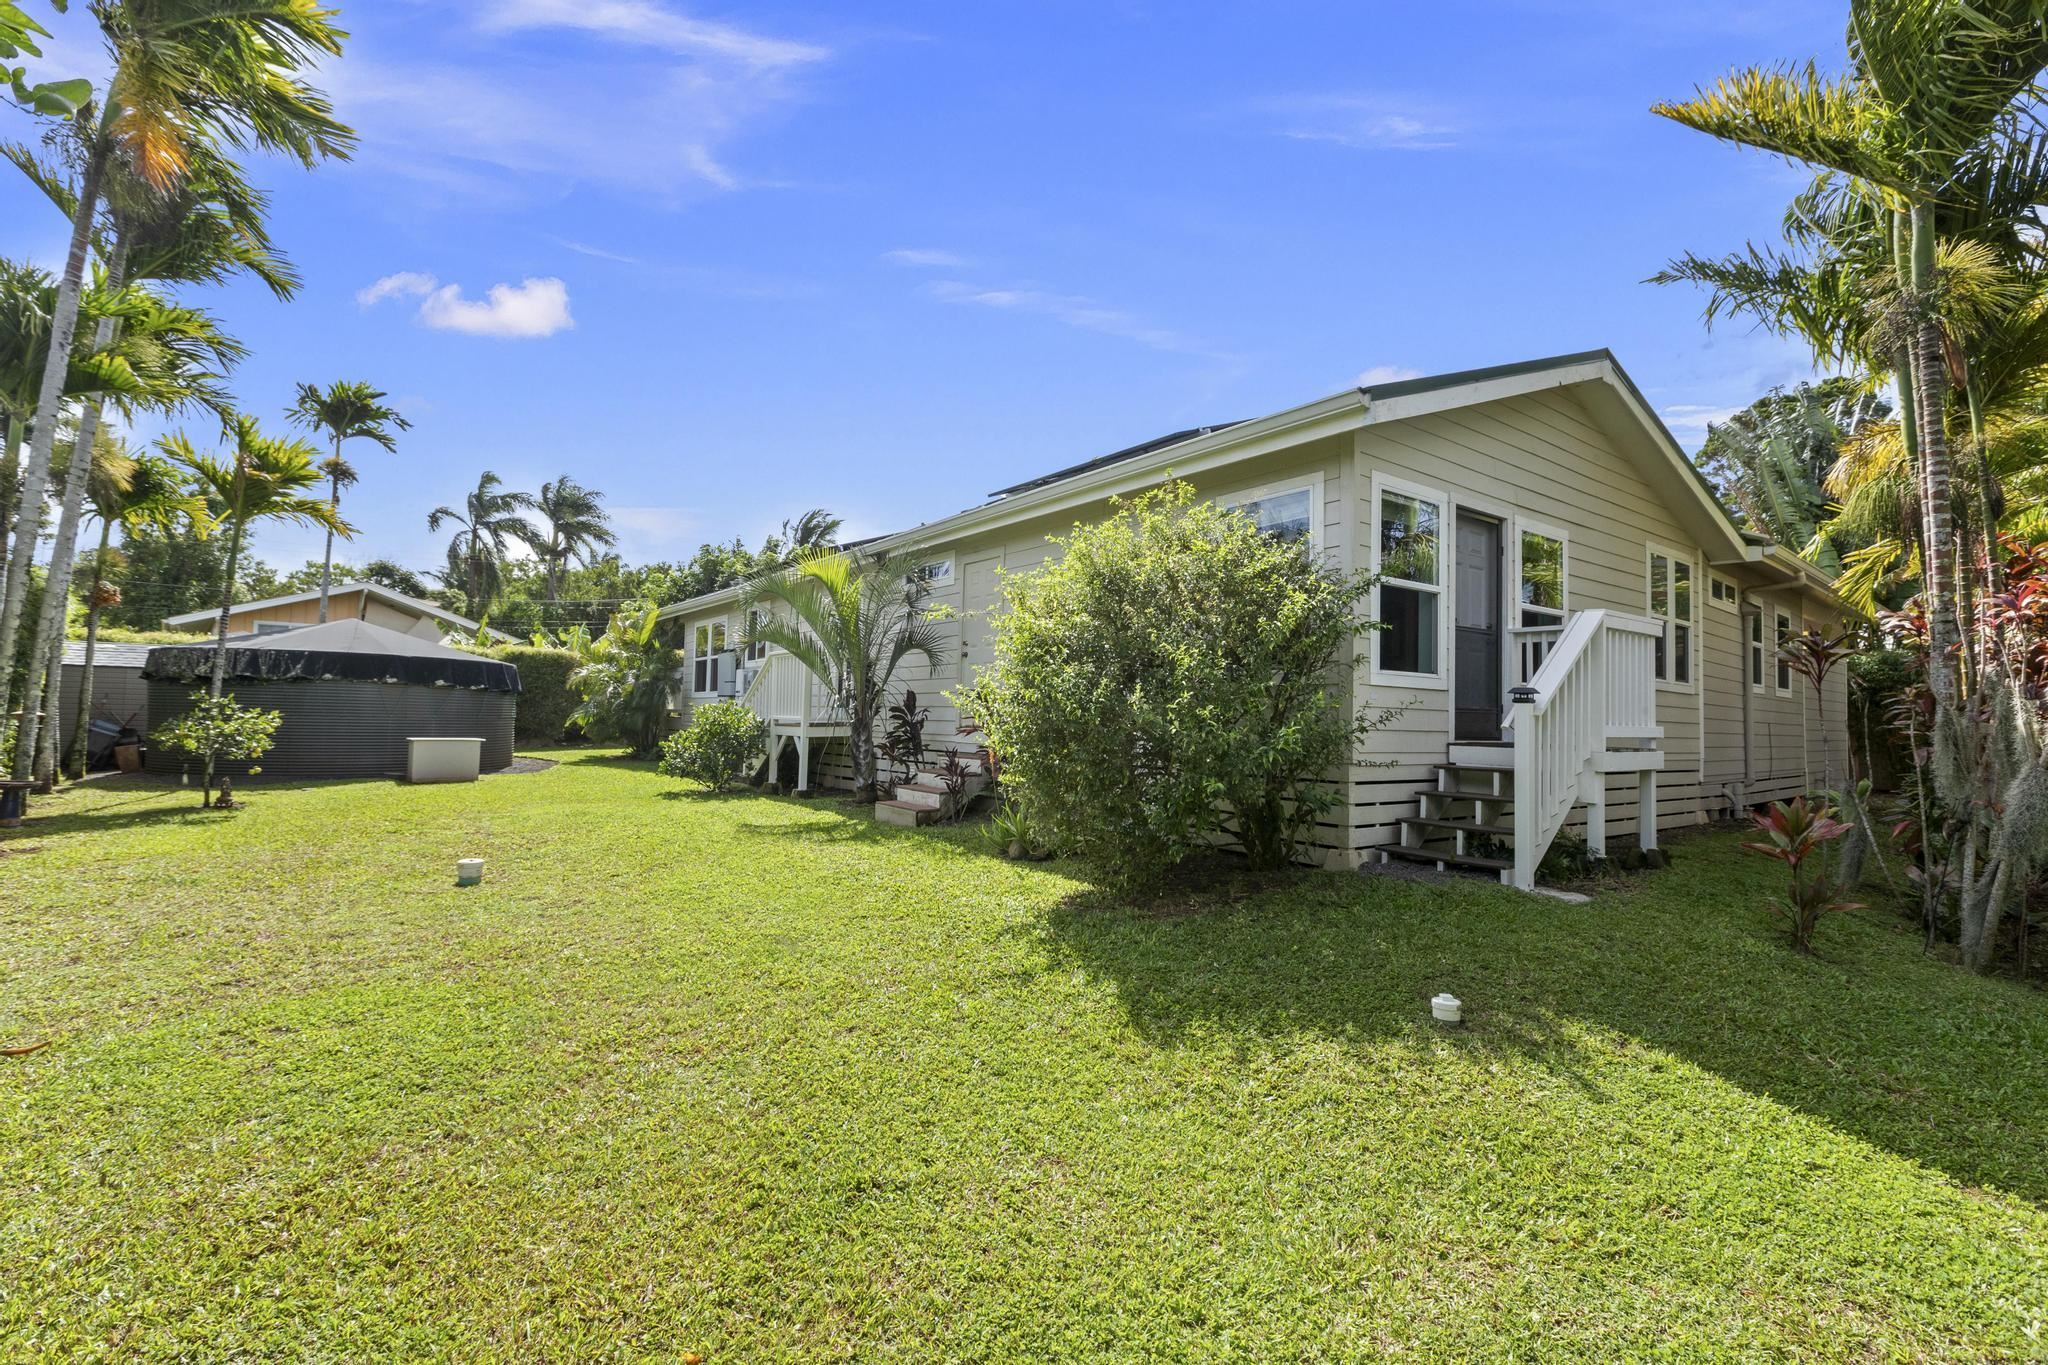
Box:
[1645,542,1697,693]
[1219,472,1325,554]
[691,617,728,697]
[741,608,770,663]
[1709,575,1739,609]
[1511,516,1570,629]
[1368,472,1448,689]
[910,555,955,592]
[1748,606,1767,695]
[1774,609,1795,696]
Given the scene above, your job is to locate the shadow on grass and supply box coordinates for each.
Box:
[1034,843,2048,1205]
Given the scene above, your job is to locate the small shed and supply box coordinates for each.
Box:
[142,620,521,781]
[58,640,153,767]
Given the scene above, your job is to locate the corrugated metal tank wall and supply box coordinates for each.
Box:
[143,680,516,781]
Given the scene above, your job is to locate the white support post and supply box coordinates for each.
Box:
[1509,687,1538,891]
[1580,767,1607,858]
[797,729,811,792]
[1639,769,1658,851]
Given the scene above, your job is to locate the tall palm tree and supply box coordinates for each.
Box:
[63,441,205,778]
[780,507,843,553]
[1653,1,2048,708]
[741,547,947,800]
[1696,380,1889,570]
[0,0,350,715]
[528,476,617,603]
[287,381,409,621]
[166,417,347,697]
[8,282,240,777]
[428,473,538,617]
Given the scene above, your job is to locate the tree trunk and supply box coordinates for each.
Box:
[11,241,126,780]
[851,699,876,800]
[0,146,105,706]
[0,414,17,581]
[64,517,112,779]
[1908,203,1962,710]
[202,484,248,807]
[32,625,60,788]
[317,435,339,622]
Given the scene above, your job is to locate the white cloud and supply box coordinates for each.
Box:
[1257,94,1457,151]
[1660,403,1744,436]
[884,248,968,268]
[360,273,575,339]
[925,279,1214,356]
[357,271,439,306]
[478,0,827,68]
[329,3,828,199]
[1357,365,1424,386]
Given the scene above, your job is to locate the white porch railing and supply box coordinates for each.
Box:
[1506,610,1663,890]
[738,650,845,729]
[1508,623,1565,685]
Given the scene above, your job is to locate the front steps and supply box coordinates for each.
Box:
[875,755,988,827]
[1381,754,1517,876]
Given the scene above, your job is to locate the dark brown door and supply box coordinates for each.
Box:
[1454,513,1503,741]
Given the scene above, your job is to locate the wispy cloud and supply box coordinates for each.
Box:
[883,247,968,268]
[478,0,828,67]
[1357,364,1424,386]
[1659,403,1742,438]
[925,280,1213,356]
[360,273,575,339]
[1255,94,1457,151]
[551,237,643,265]
[330,3,829,199]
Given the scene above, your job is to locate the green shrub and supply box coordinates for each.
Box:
[958,481,1397,889]
[658,700,767,790]
[152,692,282,808]
[490,645,581,744]
[570,604,682,758]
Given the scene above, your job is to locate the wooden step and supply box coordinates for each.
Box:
[1380,844,1512,873]
[1401,815,1514,837]
[893,781,949,809]
[1435,762,1512,777]
[875,799,939,827]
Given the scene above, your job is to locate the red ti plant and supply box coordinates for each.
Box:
[1743,797,1865,953]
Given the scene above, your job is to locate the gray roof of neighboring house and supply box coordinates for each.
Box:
[61,641,156,669]
[159,580,512,641]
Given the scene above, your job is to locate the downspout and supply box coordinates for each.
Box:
[1739,603,1758,812]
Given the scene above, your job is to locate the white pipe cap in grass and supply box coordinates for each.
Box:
[456,858,485,887]
[1430,992,1463,1024]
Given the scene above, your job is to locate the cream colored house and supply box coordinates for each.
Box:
[659,351,1848,887]
[163,581,513,645]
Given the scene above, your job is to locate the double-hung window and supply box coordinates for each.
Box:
[1647,546,1694,687]
[1775,611,1794,694]
[743,609,769,663]
[1518,526,1566,628]
[692,621,726,694]
[1749,610,1766,692]
[1372,477,1443,682]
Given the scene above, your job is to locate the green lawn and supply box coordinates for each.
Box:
[3,751,2045,1360]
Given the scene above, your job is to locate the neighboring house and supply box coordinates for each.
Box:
[658,351,1850,886]
[161,581,513,645]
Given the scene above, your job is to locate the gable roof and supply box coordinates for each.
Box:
[659,350,1836,619]
[161,581,513,642]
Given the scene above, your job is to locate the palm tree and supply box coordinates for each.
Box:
[1654,2,2048,706]
[167,417,348,698]
[428,473,539,617]
[0,0,350,718]
[8,282,240,777]
[780,507,843,553]
[1695,381,1889,570]
[741,547,948,800]
[287,381,409,621]
[63,441,205,779]
[528,476,617,603]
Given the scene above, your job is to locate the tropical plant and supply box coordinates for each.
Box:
[0,0,350,739]
[878,687,929,783]
[63,440,203,778]
[1,1,89,116]
[287,380,408,622]
[568,601,680,758]
[151,690,280,808]
[957,482,1398,888]
[657,699,766,791]
[740,546,947,801]
[1743,796,1864,953]
[527,476,617,603]
[931,747,974,820]
[983,796,1053,861]
[779,507,842,554]
[1694,381,1889,570]
[428,472,538,616]
[166,416,347,701]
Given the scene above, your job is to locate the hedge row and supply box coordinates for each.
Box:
[490,645,582,744]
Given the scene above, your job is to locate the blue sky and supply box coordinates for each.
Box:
[3,0,1846,575]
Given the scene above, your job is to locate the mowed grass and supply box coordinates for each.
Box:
[3,751,2046,1361]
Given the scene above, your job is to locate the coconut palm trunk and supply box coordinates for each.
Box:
[1906,205,1963,708]
[0,414,18,576]
[318,435,341,621]
[0,150,104,704]
[32,626,62,787]
[11,248,128,779]
[63,519,114,779]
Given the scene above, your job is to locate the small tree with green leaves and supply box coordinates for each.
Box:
[152,691,280,808]
[959,481,1395,889]
[569,601,680,758]
[658,699,766,791]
